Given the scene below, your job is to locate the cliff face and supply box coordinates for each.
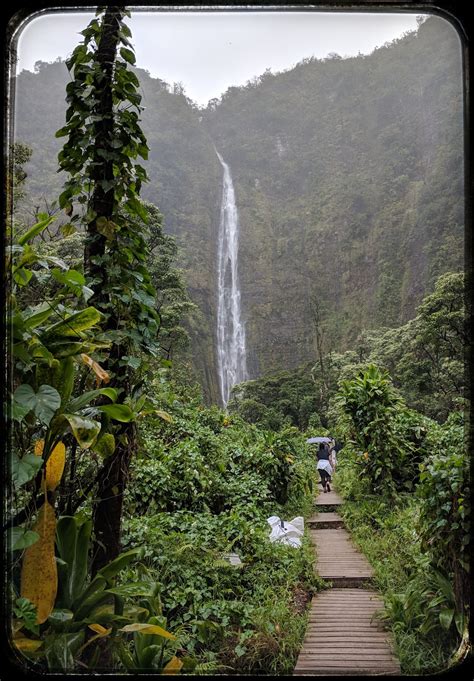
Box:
[14,16,464,401]
[205,16,464,378]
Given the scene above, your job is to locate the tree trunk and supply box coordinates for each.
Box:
[91,422,137,574]
[80,6,136,577]
[84,6,123,299]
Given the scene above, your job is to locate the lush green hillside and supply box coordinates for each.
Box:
[14,15,464,400]
[206,16,464,378]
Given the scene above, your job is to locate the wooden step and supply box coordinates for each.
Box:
[315,489,343,507]
[308,512,344,529]
[294,589,400,676]
[311,529,374,584]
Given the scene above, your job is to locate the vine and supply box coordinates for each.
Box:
[56,7,163,572]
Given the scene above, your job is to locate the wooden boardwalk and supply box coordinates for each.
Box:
[294,483,400,676]
[312,529,374,585]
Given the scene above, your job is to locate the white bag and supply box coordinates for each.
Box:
[267,515,304,548]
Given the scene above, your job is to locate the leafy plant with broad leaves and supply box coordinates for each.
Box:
[10,514,167,671]
[335,364,407,496]
[417,410,469,631]
[6,211,123,546]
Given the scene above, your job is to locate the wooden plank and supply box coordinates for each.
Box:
[315,490,343,506]
[303,639,393,646]
[308,511,345,528]
[309,512,342,522]
[311,527,374,584]
[299,660,398,664]
[295,588,400,676]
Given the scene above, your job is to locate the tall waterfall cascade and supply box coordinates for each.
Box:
[215,149,248,406]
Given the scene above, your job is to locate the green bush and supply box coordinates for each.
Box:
[122,507,320,674]
[417,411,470,616]
[335,364,407,495]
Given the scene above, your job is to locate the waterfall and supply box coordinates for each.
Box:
[215,149,247,406]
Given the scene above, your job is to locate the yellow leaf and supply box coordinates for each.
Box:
[44,442,66,491]
[163,656,183,674]
[155,410,172,423]
[88,623,112,636]
[34,440,44,456]
[13,637,43,652]
[119,623,176,639]
[81,353,110,385]
[21,501,57,624]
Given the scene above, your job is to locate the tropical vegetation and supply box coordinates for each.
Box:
[5,7,469,676]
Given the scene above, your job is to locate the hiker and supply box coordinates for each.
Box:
[316,442,333,493]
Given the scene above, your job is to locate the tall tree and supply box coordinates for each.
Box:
[57,7,159,573]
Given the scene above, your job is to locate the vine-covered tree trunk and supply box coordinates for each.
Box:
[84,6,121,295]
[83,7,137,576]
[58,6,157,576]
[91,422,137,573]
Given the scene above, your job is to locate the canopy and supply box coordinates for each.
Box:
[306,436,331,444]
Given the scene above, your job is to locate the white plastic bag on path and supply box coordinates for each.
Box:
[267,515,304,548]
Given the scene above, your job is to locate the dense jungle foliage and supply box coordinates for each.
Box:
[14,14,463,401]
[5,8,469,677]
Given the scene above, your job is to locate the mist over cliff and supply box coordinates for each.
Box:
[14,15,464,402]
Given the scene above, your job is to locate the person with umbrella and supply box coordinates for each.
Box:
[317,442,333,493]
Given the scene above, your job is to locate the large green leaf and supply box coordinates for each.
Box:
[98,404,134,422]
[52,268,86,287]
[36,384,62,425]
[439,607,454,630]
[98,547,143,582]
[43,307,101,339]
[119,622,175,639]
[43,340,95,358]
[120,46,136,64]
[47,609,74,629]
[56,517,92,609]
[44,631,85,672]
[24,303,55,329]
[8,527,40,552]
[60,414,101,449]
[12,383,61,425]
[66,387,118,413]
[105,582,155,598]
[73,586,111,622]
[11,452,43,488]
[18,215,56,246]
[71,576,107,614]
[12,384,37,412]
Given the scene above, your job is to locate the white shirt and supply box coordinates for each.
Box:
[317,459,333,475]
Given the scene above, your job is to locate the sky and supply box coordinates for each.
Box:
[14,9,425,108]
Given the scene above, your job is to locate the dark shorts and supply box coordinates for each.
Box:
[319,469,331,483]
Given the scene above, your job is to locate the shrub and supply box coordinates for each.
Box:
[417,411,470,617]
[335,364,407,496]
